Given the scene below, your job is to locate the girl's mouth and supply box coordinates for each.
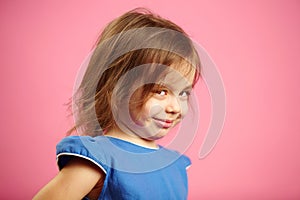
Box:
[153,118,174,128]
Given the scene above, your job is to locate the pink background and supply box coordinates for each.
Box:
[1,0,300,199]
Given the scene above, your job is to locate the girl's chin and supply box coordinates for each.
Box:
[129,122,172,140]
[142,135,163,141]
[141,130,170,141]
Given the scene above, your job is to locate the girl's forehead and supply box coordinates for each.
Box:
[159,64,195,90]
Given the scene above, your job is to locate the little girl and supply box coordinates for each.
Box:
[34,8,201,200]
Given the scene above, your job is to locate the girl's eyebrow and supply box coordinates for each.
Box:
[158,82,193,91]
[182,85,193,90]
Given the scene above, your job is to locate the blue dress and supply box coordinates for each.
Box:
[56,136,191,200]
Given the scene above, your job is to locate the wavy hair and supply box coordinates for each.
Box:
[67,8,201,136]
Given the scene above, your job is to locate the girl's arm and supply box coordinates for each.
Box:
[33,157,105,200]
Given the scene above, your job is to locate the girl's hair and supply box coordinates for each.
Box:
[68,8,201,136]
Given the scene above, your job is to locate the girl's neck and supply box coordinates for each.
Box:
[104,127,158,149]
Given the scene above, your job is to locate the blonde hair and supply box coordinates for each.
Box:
[68,8,201,136]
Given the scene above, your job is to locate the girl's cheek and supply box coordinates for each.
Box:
[180,101,189,117]
[148,103,164,116]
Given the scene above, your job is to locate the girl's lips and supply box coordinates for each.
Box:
[153,118,174,128]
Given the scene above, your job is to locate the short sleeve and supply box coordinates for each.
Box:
[56,136,108,174]
[180,154,192,169]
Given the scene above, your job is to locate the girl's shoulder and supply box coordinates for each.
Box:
[56,135,107,158]
[56,135,191,173]
[56,135,110,172]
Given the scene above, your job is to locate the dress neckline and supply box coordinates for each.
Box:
[104,135,160,150]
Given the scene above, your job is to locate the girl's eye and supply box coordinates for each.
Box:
[156,90,168,96]
[179,91,191,97]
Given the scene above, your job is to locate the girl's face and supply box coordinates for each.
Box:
[130,66,195,140]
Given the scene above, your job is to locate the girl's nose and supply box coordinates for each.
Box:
[165,95,181,114]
